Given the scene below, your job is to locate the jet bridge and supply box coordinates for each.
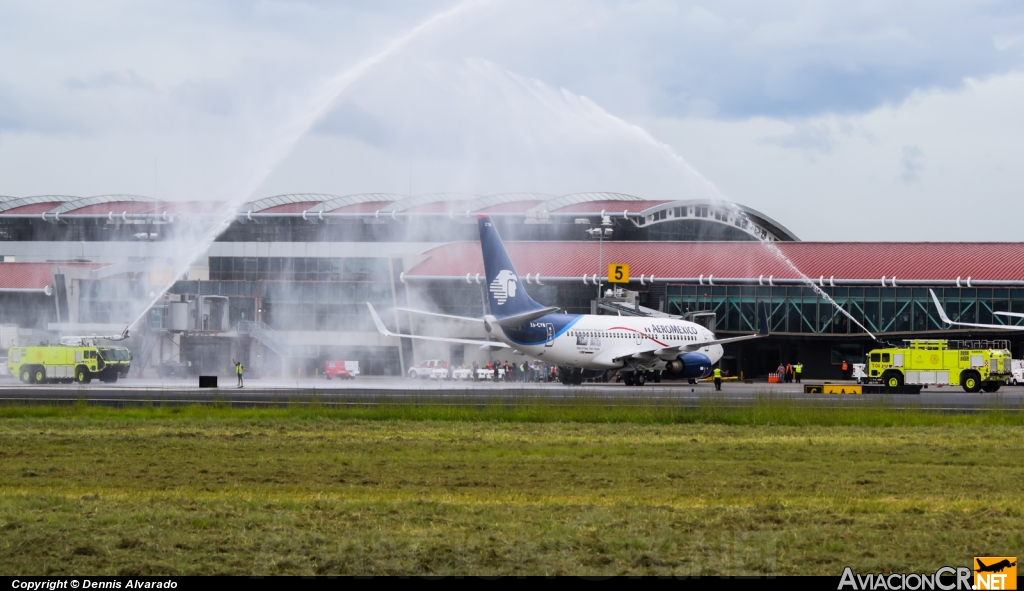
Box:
[593,290,717,331]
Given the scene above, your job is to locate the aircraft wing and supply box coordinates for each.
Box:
[619,301,770,361]
[367,303,510,349]
[395,307,484,323]
[930,289,1024,331]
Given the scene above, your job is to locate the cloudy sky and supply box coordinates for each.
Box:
[1,1,1023,240]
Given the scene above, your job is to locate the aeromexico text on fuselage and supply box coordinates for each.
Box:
[500,316,707,345]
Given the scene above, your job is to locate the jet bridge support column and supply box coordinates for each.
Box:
[389,258,414,377]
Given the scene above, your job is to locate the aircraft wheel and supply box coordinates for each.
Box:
[634,372,646,386]
[653,370,662,384]
[622,372,634,386]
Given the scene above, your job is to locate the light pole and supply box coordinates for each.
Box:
[586,217,614,299]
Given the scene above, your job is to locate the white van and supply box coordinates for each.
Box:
[1010,359,1024,386]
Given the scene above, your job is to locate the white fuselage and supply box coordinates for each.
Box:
[491,314,723,370]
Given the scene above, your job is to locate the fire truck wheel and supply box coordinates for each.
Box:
[882,371,903,389]
[20,368,31,384]
[34,369,46,384]
[76,366,92,384]
[961,371,981,393]
[981,381,1001,393]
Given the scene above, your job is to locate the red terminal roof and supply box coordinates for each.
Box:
[551,200,670,213]
[406,241,1024,281]
[401,200,475,214]
[1,202,65,215]
[258,202,321,214]
[477,200,547,213]
[65,201,157,216]
[0,263,106,290]
[328,201,395,213]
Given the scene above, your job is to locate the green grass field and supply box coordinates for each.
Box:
[1,398,1022,575]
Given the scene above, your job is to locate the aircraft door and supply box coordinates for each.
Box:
[545,324,554,347]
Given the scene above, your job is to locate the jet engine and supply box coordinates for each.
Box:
[663,352,713,379]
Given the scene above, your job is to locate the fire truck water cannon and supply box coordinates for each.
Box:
[58,327,130,347]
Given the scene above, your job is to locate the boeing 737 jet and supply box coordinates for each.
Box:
[930,289,1024,331]
[368,215,769,385]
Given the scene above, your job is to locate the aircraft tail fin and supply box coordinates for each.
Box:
[758,300,770,336]
[477,215,545,319]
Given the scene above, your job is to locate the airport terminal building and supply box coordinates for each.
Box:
[3,192,1024,379]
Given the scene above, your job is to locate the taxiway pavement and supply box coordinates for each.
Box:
[0,376,1021,411]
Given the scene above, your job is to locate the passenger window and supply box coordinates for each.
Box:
[882,353,890,363]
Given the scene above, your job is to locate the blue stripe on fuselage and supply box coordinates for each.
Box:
[501,313,582,346]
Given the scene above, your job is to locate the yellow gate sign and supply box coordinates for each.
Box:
[608,264,629,283]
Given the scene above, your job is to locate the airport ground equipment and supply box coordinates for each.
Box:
[863,339,1011,393]
[407,359,448,379]
[7,344,132,384]
[1010,359,1024,386]
[325,360,359,380]
[803,383,922,394]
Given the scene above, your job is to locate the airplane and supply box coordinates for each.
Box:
[930,289,1024,331]
[976,558,1016,573]
[367,215,770,386]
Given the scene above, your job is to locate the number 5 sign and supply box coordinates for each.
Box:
[608,264,629,283]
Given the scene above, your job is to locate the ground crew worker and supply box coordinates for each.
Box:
[713,366,722,391]
[471,360,479,381]
[795,361,803,383]
[841,359,849,379]
[234,360,244,388]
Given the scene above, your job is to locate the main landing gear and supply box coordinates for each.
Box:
[621,370,661,386]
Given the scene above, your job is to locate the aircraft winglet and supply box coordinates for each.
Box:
[929,289,953,324]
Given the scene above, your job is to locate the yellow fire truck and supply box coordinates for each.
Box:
[7,345,132,384]
[6,328,132,385]
[864,339,1011,393]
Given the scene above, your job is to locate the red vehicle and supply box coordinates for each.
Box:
[325,360,359,380]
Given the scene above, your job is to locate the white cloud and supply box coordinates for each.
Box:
[645,72,1024,240]
[2,0,1024,244]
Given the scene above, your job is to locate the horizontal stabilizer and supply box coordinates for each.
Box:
[395,307,483,323]
[366,303,510,348]
[493,306,560,328]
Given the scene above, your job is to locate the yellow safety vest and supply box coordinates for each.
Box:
[795,364,802,373]
[713,368,721,378]
[236,364,243,375]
